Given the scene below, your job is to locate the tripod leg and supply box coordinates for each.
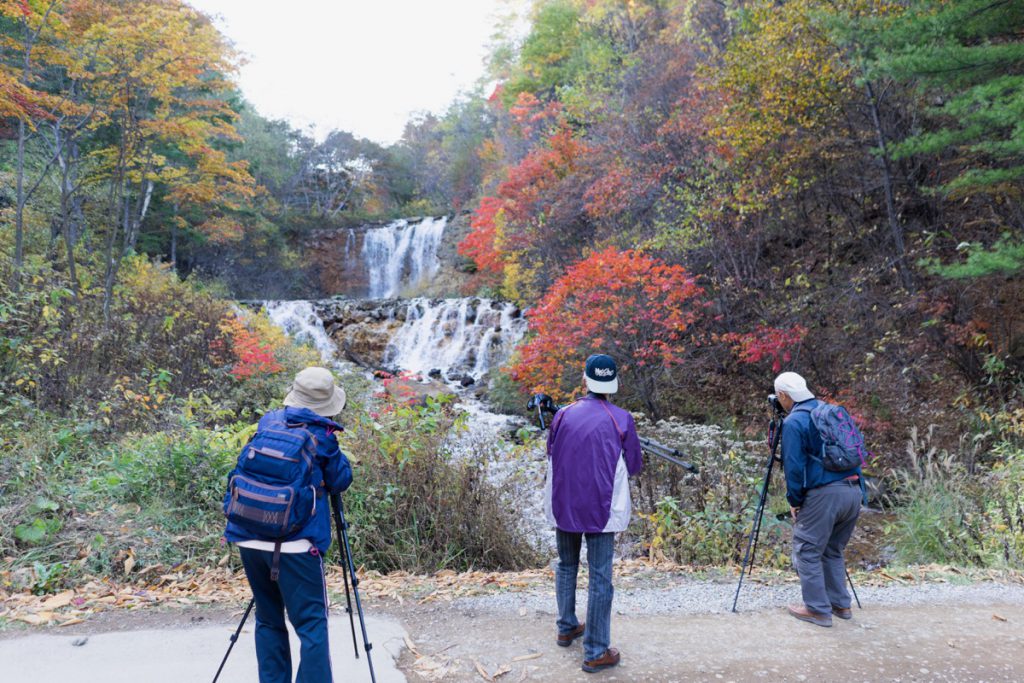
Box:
[731,470,771,613]
[732,423,780,614]
[330,495,359,659]
[212,597,254,683]
[846,568,862,609]
[333,494,378,683]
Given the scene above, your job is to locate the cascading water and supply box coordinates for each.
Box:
[263,300,338,363]
[361,216,447,298]
[383,298,526,381]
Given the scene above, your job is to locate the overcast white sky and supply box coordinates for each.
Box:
[187,1,522,145]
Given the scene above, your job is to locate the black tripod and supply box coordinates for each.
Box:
[731,405,861,613]
[211,495,377,683]
[331,492,377,683]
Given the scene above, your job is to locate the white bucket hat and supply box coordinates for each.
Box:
[284,367,346,417]
[773,371,814,402]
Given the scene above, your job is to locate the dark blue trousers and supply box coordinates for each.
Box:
[240,547,333,683]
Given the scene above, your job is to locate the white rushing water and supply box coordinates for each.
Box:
[383,298,526,380]
[263,300,338,363]
[362,216,447,298]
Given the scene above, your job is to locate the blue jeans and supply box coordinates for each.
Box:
[555,529,615,661]
[240,547,333,683]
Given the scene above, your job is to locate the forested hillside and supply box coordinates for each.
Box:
[430,0,1024,449]
[1,0,1023,591]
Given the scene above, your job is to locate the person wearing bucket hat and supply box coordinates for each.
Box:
[224,366,353,683]
[773,371,862,628]
[544,354,643,673]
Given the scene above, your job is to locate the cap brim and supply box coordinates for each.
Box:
[585,376,618,394]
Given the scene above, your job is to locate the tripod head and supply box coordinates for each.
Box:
[526,393,559,429]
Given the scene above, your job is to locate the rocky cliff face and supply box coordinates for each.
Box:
[315,298,407,367]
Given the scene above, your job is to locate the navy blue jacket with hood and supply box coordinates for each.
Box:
[223,406,353,553]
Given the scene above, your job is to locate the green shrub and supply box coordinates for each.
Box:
[887,425,1024,567]
[340,396,542,572]
[633,433,790,568]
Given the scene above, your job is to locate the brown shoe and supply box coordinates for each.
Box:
[556,624,585,647]
[832,605,853,620]
[787,604,832,627]
[582,648,620,673]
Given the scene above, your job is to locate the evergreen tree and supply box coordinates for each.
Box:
[864,0,1024,196]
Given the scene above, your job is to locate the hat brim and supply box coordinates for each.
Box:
[786,388,814,402]
[284,385,347,417]
[585,376,618,394]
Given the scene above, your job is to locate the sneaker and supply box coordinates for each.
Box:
[582,648,620,673]
[556,624,585,647]
[832,605,853,620]
[787,603,832,627]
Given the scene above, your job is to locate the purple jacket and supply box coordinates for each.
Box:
[545,396,643,533]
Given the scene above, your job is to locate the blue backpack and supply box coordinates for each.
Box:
[224,418,321,543]
[796,403,867,472]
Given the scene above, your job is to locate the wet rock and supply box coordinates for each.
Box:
[384,377,456,406]
[428,368,442,379]
[459,375,475,387]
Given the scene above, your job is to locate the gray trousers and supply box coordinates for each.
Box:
[792,479,862,614]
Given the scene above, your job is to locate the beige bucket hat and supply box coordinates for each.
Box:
[283,367,346,417]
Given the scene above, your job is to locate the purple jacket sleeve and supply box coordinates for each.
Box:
[623,412,643,476]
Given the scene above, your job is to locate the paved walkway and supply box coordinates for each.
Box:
[0,615,407,683]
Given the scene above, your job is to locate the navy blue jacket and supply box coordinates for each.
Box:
[781,399,861,507]
[224,406,353,553]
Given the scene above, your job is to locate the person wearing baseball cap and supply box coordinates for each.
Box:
[773,371,862,628]
[544,354,643,673]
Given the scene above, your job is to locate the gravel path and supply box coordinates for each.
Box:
[391,578,1024,682]
[455,571,1024,617]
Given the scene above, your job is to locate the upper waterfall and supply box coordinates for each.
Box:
[361,216,447,298]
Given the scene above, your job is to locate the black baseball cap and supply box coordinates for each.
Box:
[584,354,618,394]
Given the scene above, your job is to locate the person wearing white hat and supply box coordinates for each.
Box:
[225,366,353,683]
[773,371,862,628]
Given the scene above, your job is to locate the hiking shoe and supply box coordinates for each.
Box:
[556,624,585,647]
[787,604,832,627]
[832,605,853,620]
[582,648,620,673]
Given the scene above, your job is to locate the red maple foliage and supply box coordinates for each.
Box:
[216,316,284,379]
[509,247,708,415]
[721,324,808,373]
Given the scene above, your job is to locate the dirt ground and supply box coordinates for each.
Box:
[386,599,1024,683]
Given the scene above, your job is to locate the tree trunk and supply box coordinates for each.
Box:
[865,80,914,291]
[13,117,27,288]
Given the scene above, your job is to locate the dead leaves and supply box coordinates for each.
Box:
[405,635,540,682]
[0,567,249,628]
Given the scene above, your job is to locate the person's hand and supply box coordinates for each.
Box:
[790,507,800,522]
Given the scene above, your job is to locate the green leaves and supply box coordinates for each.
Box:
[14,497,62,546]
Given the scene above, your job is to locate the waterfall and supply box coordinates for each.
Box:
[361,216,447,298]
[384,298,526,380]
[263,300,338,363]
